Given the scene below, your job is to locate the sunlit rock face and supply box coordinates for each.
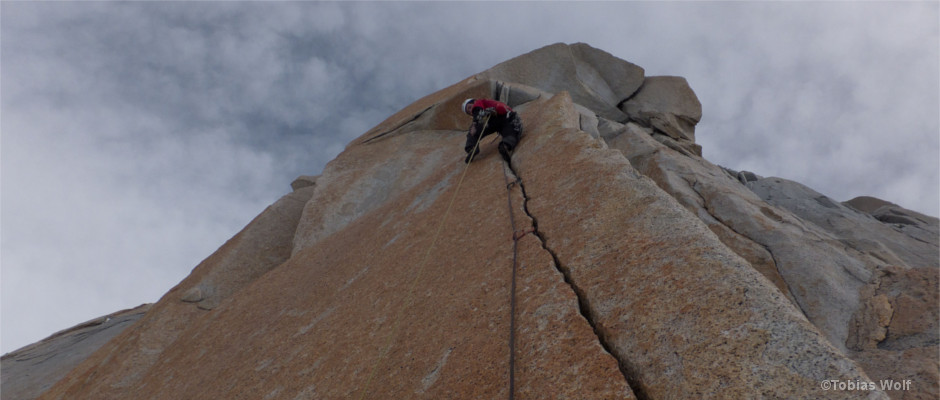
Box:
[12,43,935,400]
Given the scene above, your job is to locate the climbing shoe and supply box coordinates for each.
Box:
[498,142,512,162]
[464,147,480,164]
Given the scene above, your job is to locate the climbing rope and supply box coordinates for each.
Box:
[501,163,523,400]
[356,115,491,400]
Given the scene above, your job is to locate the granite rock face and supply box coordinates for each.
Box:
[620,75,702,155]
[17,42,935,399]
[480,42,645,122]
[1,304,151,400]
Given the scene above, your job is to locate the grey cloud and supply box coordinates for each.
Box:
[2,1,937,353]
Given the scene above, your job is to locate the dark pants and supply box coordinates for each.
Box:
[464,111,523,154]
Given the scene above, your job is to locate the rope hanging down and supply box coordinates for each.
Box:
[357,115,491,400]
[501,163,525,400]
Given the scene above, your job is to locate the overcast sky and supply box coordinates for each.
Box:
[2,2,937,354]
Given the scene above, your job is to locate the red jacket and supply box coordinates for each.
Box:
[469,99,512,116]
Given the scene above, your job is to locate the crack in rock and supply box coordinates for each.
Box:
[506,161,650,400]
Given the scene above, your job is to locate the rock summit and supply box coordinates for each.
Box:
[5,42,937,400]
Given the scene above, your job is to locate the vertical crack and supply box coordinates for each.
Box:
[505,162,651,400]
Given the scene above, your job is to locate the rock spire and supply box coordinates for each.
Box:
[5,42,936,400]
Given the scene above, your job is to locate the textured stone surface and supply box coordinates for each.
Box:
[845,196,898,214]
[481,42,644,122]
[603,80,937,399]
[28,42,936,399]
[748,178,938,269]
[847,266,939,400]
[611,123,859,347]
[290,174,318,191]
[514,92,884,399]
[42,139,633,400]
[746,178,939,400]
[620,76,703,155]
[185,185,317,310]
[1,305,151,400]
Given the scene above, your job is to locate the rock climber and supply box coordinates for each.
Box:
[461,98,523,163]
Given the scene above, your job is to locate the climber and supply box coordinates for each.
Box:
[461,98,523,163]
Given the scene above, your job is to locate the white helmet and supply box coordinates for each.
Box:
[461,98,475,115]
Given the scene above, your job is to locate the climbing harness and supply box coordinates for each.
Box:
[357,115,491,400]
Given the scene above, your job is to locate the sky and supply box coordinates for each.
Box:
[1,2,937,354]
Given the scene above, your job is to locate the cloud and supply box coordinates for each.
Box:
[2,1,937,354]
[660,2,939,213]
